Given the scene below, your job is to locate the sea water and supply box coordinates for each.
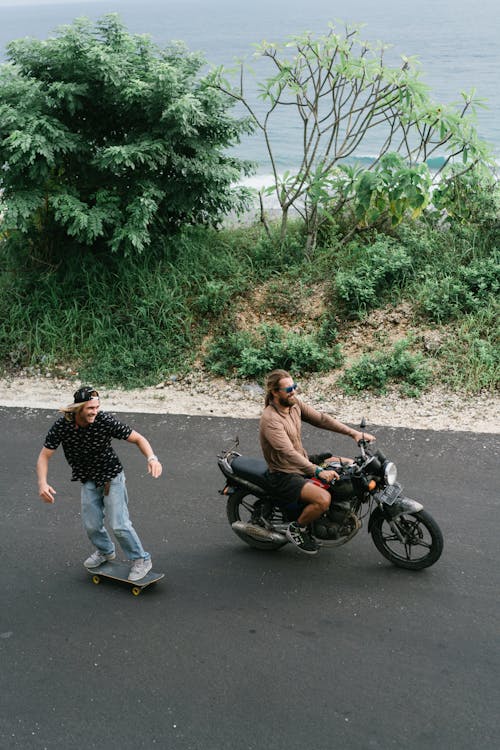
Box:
[0,0,498,178]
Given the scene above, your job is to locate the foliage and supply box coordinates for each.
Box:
[416,252,500,323]
[333,238,414,316]
[0,225,271,386]
[209,23,493,251]
[0,172,498,395]
[339,339,431,397]
[436,305,499,393]
[430,164,499,226]
[0,14,253,262]
[204,323,343,379]
[341,153,432,229]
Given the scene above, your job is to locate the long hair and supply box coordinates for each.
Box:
[264,369,291,406]
[60,402,87,422]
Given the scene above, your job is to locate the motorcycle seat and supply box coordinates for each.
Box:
[231,456,269,488]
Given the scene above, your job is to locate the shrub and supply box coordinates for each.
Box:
[334,239,413,316]
[431,166,499,226]
[417,253,500,323]
[339,339,431,396]
[204,323,343,379]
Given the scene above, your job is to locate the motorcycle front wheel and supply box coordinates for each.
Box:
[226,488,287,551]
[370,508,443,570]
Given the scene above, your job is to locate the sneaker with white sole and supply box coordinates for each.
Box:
[128,558,153,581]
[84,550,116,569]
[285,522,320,555]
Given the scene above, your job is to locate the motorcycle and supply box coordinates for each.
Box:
[217,419,444,570]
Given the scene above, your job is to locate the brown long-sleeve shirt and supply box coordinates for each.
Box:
[259,400,351,475]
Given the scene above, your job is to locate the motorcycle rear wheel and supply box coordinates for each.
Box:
[370,508,443,570]
[226,489,287,551]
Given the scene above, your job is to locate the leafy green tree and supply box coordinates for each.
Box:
[0,14,253,261]
[210,23,493,252]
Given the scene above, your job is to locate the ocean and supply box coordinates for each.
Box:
[0,0,499,179]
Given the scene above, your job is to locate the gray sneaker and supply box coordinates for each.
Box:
[128,558,153,581]
[84,550,116,569]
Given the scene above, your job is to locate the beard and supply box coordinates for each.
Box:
[278,394,297,408]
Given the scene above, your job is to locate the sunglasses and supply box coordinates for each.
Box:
[278,383,298,393]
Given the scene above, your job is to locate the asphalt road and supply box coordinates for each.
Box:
[0,406,499,750]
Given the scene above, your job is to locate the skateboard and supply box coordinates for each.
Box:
[86,560,165,596]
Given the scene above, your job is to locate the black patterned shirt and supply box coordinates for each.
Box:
[43,411,133,485]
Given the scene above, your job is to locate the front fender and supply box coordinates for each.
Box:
[368,497,424,531]
[389,497,424,518]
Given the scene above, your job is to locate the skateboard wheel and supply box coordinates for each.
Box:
[92,575,101,585]
[131,587,142,596]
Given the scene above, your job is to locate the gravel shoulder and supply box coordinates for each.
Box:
[0,374,498,433]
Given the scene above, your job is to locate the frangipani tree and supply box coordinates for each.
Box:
[210,23,493,252]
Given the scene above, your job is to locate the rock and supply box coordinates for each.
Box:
[422,332,444,352]
[241,383,264,397]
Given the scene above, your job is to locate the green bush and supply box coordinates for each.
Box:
[205,323,343,379]
[339,339,431,396]
[334,239,413,316]
[417,253,500,323]
[431,167,499,226]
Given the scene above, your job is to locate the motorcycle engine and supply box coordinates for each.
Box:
[313,502,361,544]
[314,517,343,540]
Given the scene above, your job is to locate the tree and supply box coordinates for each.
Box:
[210,23,493,253]
[0,14,254,262]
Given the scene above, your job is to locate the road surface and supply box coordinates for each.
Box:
[0,407,498,750]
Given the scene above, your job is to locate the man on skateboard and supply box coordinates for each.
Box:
[36,386,163,581]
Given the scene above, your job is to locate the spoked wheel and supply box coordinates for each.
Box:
[226,489,287,551]
[370,508,443,570]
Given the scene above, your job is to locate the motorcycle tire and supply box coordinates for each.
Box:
[226,488,287,551]
[370,508,443,570]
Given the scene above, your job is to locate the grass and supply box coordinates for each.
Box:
[0,191,499,395]
[435,305,499,393]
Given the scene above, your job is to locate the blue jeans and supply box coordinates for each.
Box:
[80,471,150,561]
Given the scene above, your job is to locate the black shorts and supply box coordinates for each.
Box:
[265,470,310,506]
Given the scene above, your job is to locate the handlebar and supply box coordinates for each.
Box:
[357,435,368,459]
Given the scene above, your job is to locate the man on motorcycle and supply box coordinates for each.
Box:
[259,369,376,555]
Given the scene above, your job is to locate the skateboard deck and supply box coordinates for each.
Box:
[86,560,165,596]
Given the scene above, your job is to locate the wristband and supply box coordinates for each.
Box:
[315,467,322,479]
[147,455,158,463]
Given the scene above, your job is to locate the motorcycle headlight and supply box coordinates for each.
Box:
[384,461,397,485]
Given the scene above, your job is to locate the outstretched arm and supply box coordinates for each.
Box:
[300,403,376,444]
[127,430,163,478]
[36,447,57,503]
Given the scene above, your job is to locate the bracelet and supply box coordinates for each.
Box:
[147,455,158,463]
[314,467,322,478]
